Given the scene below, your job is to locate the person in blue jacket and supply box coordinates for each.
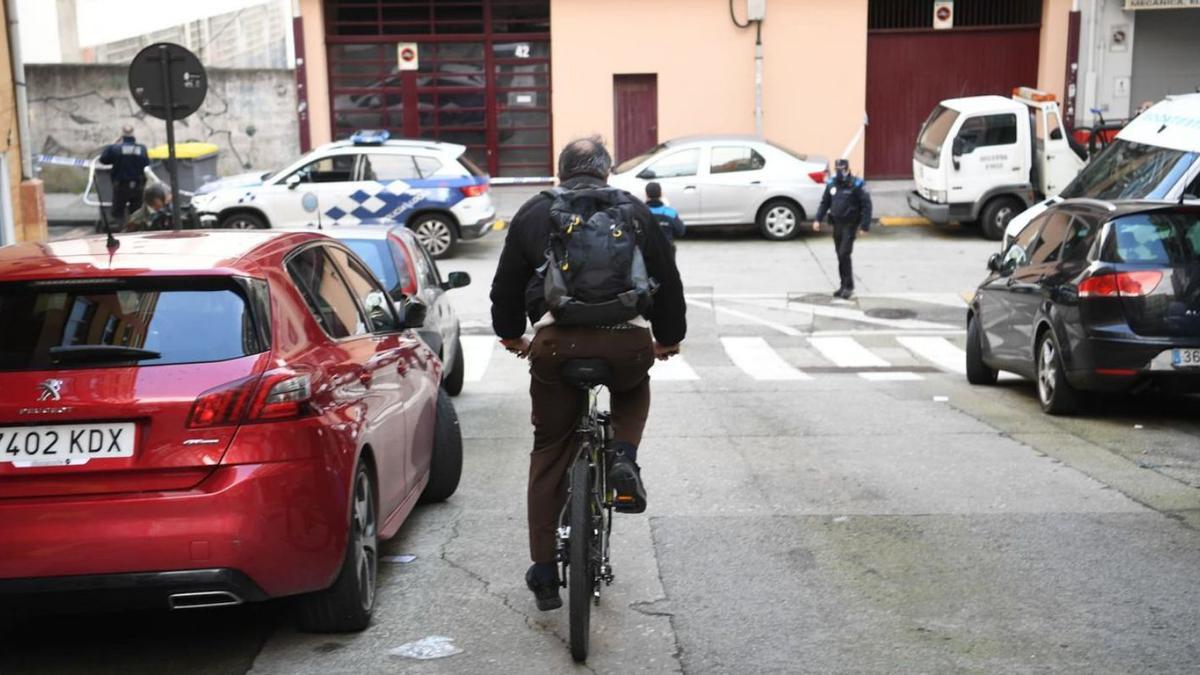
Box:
[644,182,685,244]
[813,158,872,299]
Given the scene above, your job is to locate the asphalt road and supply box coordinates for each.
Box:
[4,222,1199,674]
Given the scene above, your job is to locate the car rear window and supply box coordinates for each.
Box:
[1108,212,1200,265]
[457,154,487,178]
[0,277,265,371]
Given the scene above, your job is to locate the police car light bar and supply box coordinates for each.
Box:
[351,129,391,145]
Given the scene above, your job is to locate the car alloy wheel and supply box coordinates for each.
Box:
[351,470,377,612]
[415,218,454,257]
[1037,339,1057,406]
[763,205,796,238]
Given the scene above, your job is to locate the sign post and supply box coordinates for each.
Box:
[128,43,208,231]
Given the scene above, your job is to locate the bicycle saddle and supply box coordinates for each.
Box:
[561,358,612,389]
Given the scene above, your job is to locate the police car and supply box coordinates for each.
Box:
[190,130,496,258]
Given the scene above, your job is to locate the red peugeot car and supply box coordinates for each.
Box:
[0,230,462,631]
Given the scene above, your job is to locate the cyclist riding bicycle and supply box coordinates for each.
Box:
[490,136,686,611]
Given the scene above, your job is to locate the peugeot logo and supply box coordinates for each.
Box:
[37,379,64,402]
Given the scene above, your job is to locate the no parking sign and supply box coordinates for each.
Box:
[398,42,419,71]
[933,0,954,29]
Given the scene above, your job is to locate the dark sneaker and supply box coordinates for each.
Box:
[525,564,562,611]
[832,289,845,298]
[841,289,855,300]
[608,455,647,514]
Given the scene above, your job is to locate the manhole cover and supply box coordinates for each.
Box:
[865,307,917,320]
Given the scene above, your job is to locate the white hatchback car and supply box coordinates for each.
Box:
[608,135,828,240]
[190,132,496,258]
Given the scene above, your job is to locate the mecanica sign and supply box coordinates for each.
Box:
[1124,0,1200,8]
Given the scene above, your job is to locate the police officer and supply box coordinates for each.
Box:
[813,158,872,299]
[100,125,149,224]
[644,181,686,244]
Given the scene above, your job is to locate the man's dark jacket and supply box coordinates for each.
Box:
[490,176,687,345]
[815,174,873,232]
[99,136,149,182]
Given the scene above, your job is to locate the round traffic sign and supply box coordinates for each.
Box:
[400,47,416,62]
[128,43,208,121]
[936,6,952,21]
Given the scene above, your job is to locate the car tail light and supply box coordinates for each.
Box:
[1078,270,1163,298]
[187,370,312,428]
[807,170,828,184]
[247,370,313,421]
[188,376,258,428]
[460,183,488,198]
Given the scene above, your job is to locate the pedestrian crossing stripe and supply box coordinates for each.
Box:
[454,334,1005,386]
[720,337,811,381]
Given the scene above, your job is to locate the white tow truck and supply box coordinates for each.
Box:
[908,87,1087,240]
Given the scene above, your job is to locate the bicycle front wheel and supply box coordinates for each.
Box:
[568,458,593,662]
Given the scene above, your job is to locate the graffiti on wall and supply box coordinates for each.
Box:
[28,65,298,193]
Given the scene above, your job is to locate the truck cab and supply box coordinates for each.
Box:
[908,88,1085,240]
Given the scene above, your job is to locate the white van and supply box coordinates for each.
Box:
[1001,93,1200,246]
[908,88,1086,240]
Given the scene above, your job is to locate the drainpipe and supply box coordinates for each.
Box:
[753,20,763,135]
[5,0,34,180]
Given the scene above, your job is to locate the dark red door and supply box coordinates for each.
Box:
[865,28,1041,178]
[613,74,658,163]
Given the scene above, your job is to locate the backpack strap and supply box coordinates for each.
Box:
[540,186,568,201]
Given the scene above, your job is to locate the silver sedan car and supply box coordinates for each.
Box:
[608,135,829,240]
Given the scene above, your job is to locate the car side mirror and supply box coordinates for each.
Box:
[442,271,471,290]
[286,174,301,190]
[636,169,655,180]
[395,298,428,329]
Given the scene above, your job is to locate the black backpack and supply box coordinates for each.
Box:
[539,186,656,326]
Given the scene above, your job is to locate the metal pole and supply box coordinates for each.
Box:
[5,0,34,179]
[157,45,183,231]
[754,20,763,136]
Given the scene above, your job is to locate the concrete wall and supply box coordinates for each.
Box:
[1037,0,1075,102]
[1078,0,1138,126]
[27,64,300,192]
[299,0,332,148]
[551,0,869,172]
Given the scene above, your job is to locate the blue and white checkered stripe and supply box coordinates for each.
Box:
[323,180,460,226]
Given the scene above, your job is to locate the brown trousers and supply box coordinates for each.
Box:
[526,325,655,563]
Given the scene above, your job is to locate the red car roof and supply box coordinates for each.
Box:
[0,230,328,281]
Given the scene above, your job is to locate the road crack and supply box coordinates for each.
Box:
[627,516,687,674]
[437,510,598,674]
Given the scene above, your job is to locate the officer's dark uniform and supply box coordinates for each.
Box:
[815,171,873,295]
[100,135,149,224]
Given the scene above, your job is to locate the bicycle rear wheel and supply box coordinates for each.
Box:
[568,458,593,662]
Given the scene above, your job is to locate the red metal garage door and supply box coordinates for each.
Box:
[865,1,1042,178]
[323,0,552,178]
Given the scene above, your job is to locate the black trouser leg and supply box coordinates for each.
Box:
[833,223,857,291]
[111,180,143,224]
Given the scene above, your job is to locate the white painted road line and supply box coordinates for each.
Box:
[720,337,812,381]
[897,336,967,374]
[809,336,890,368]
[650,354,700,381]
[460,336,497,382]
[859,371,925,382]
[685,297,803,336]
